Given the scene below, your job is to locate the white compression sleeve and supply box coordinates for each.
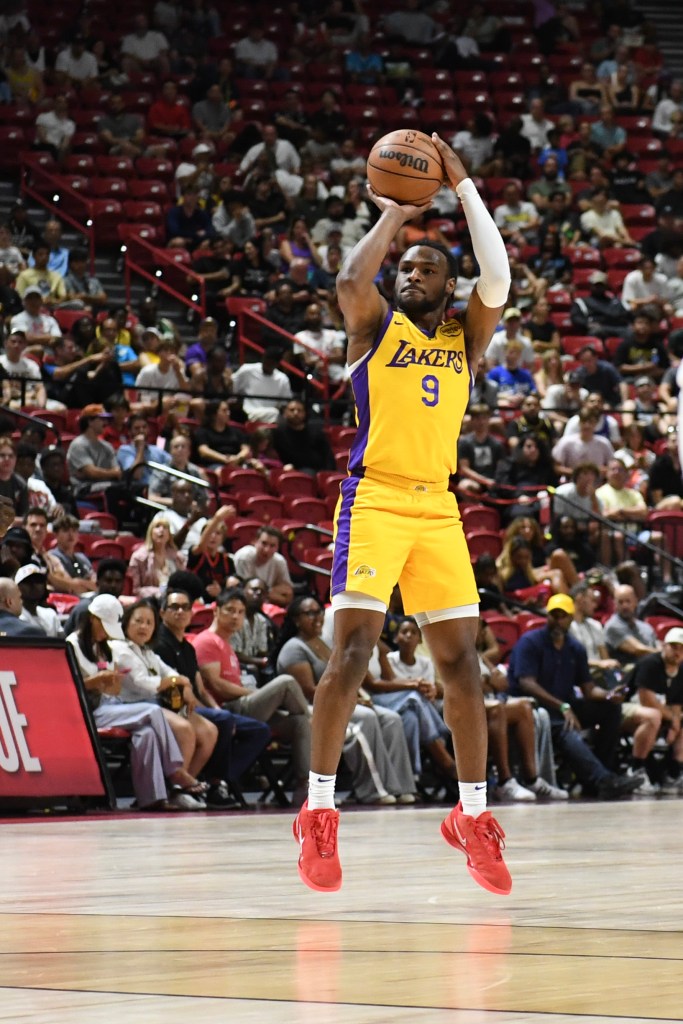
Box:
[455,177,511,309]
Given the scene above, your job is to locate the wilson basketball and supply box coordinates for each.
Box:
[366,130,444,204]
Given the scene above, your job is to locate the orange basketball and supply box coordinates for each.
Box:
[366,129,444,204]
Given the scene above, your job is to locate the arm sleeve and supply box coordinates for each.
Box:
[455,178,511,308]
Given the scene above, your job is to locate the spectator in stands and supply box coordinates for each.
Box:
[211,193,256,250]
[589,102,627,160]
[493,182,541,247]
[234,25,278,80]
[502,515,574,595]
[62,248,108,313]
[648,427,683,509]
[121,13,170,78]
[156,588,271,807]
[574,346,623,410]
[33,95,74,164]
[129,518,185,599]
[192,83,236,150]
[615,310,669,383]
[67,594,203,810]
[39,336,100,408]
[633,627,683,794]
[564,392,622,445]
[15,447,57,515]
[278,594,416,804]
[63,557,128,635]
[508,252,547,312]
[184,316,219,379]
[656,168,683,218]
[0,438,28,519]
[165,187,213,249]
[233,526,293,608]
[244,175,288,233]
[523,298,561,357]
[0,330,46,409]
[545,515,592,577]
[7,200,41,261]
[152,479,207,556]
[580,188,635,248]
[345,31,384,84]
[5,43,43,104]
[469,355,499,412]
[36,446,77,517]
[23,508,55,573]
[553,461,603,537]
[1,524,36,575]
[621,379,667,440]
[232,348,293,424]
[192,587,310,802]
[293,304,347,384]
[553,409,614,478]
[44,513,97,596]
[494,435,557,521]
[0,222,25,279]
[451,114,497,177]
[456,404,505,495]
[0,574,49,636]
[66,402,125,505]
[621,255,671,316]
[570,274,632,345]
[528,156,573,214]
[186,506,234,603]
[486,340,537,409]
[534,350,564,403]
[486,309,535,368]
[54,33,98,86]
[98,92,146,159]
[135,336,189,410]
[520,98,555,152]
[309,88,348,145]
[15,563,61,637]
[148,433,207,507]
[609,151,651,205]
[193,399,255,470]
[113,597,217,807]
[271,398,335,475]
[604,583,660,666]
[508,594,643,799]
[116,413,170,489]
[596,456,652,531]
[273,89,312,150]
[16,255,65,309]
[652,79,683,138]
[280,219,322,274]
[568,62,606,114]
[33,219,70,279]
[240,124,300,178]
[506,393,556,452]
[230,576,279,685]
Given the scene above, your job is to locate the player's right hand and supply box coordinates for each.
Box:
[431,133,468,190]
[365,184,432,222]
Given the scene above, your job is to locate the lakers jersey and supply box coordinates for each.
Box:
[348,308,472,484]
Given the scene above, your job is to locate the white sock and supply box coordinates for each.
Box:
[308,771,336,810]
[459,781,487,818]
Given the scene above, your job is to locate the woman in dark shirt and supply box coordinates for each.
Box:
[494,433,558,521]
[193,399,254,468]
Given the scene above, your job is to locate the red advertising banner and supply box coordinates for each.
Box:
[0,642,109,802]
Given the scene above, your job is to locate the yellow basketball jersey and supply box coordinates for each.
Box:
[348,308,472,484]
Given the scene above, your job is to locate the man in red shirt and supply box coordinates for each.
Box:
[148,81,192,140]
[190,588,311,801]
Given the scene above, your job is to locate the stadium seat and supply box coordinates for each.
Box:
[465,529,503,559]
[274,471,317,498]
[218,467,268,494]
[460,504,501,534]
[480,614,520,658]
[227,518,261,550]
[647,511,683,559]
[127,179,169,201]
[88,176,128,199]
[316,471,345,500]
[561,335,604,357]
[282,496,328,523]
[239,494,284,522]
[94,155,135,178]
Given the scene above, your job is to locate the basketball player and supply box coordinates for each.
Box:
[293,134,512,895]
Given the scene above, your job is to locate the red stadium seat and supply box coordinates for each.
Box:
[561,335,604,357]
[465,529,503,559]
[227,518,262,550]
[274,470,317,498]
[282,496,328,523]
[219,467,268,494]
[127,179,169,201]
[480,614,520,658]
[135,156,174,180]
[317,471,345,501]
[239,494,284,522]
[94,155,135,178]
[461,504,501,534]
[88,176,128,199]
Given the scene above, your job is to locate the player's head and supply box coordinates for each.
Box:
[395,242,457,317]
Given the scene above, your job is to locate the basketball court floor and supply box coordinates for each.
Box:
[1,800,681,1023]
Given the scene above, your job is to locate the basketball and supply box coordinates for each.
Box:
[366,130,444,205]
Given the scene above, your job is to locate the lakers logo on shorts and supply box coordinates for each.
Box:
[353,564,377,578]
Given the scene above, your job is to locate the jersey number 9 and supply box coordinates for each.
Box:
[421,374,440,407]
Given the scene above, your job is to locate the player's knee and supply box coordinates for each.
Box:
[438,646,481,692]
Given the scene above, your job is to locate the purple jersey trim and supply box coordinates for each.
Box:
[331,474,361,596]
[348,306,393,474]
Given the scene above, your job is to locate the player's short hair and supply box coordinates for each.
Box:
[407,239,458,280]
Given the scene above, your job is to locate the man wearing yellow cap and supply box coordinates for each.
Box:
[508,594,644,799]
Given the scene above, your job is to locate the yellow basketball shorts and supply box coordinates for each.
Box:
[331,470,479,615]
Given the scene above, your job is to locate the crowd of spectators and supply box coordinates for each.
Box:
[1,0,683,809]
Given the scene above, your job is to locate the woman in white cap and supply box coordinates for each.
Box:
[67,594,207,810]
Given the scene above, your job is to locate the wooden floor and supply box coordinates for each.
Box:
[1,801,682,1024]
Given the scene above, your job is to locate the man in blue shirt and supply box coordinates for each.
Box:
[486,339,536,409]
[117,413,170,488]
[508,594,643,799]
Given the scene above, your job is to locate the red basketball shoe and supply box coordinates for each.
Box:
[293,801,342,892]
[441,802,512,895]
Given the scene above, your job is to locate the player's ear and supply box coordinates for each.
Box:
[446,276,456,299]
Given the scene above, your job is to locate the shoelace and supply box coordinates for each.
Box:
[472,814,506,856]
[311,811,338,859]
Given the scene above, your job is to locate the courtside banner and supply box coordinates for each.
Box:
[0,639,111,804]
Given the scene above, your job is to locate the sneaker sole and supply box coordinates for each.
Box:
[440,819,512,896]
[292,818,342,893]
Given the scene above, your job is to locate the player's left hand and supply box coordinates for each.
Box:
[431,133,468,190]
[365,184,432,222]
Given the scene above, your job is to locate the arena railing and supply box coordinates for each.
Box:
[0,402,62,447]
[20,158,95,269]
[124,233,208,322]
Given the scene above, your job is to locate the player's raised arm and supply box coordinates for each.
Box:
[336,190,432,359]
[432,133,511,365]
